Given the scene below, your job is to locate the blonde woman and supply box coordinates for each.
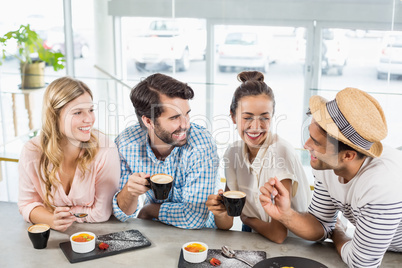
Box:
[18,77,120,232]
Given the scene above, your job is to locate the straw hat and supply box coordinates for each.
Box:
[309,87,387,158]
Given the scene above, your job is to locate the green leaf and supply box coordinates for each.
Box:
[0,24,65,70]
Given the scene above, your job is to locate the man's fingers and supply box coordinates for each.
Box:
[138,172,150,179]
[259,192,272,205]
[130,173,151,188]
[264,177,287,198]
[126,176,150,194]
[271,177,288,197]
[260,185,270,196]
[134,176,150,188]
[128,184,149,195]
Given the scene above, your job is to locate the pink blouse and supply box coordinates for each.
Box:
[18,132,120,223]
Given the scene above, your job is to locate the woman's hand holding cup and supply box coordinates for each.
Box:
[206,189,227,217]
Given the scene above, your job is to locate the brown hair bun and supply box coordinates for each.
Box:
[237,71,264,83]
[230,70,275,116]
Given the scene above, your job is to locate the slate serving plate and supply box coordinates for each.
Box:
[253,256,328,268]
[178,248,266,268]
[60,229,151,263]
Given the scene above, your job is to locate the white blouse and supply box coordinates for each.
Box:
[224,133,311,222]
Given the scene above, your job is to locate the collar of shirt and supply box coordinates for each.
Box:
[145,135,180,164]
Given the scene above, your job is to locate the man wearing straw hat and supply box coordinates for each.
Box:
[259,87,402,267]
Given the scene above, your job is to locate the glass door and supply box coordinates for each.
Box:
[121,17,208,132]
[212,25,308,154]
[317,27,402,149]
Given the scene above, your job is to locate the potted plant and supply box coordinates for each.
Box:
[0,24,65,89]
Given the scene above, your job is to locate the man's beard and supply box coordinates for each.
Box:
[153,120,189,147]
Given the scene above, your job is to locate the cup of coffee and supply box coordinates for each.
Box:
[28,223,50,249]
[222,191,246,217]
[148,173,174,200]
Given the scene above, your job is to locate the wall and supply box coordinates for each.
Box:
[108,0,402,30]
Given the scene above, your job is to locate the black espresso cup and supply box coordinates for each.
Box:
[147,173,174,200]
[28,223,50,249]
[222,191,247,217]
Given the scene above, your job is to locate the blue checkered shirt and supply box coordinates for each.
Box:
[112,123,219,229]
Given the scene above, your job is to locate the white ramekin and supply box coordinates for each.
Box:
[182,241,208,263]
[70,231,96,253]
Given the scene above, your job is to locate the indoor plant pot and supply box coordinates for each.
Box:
[0,24,65,89]
[20,61,45,89]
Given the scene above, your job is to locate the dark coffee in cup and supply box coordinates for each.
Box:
[222,191,246,217]
[149,173,173,200]
[28,223,50,249]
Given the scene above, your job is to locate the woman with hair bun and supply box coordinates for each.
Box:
[206,71,311,243]
[18,76,120,232]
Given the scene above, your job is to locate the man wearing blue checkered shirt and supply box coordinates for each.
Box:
[112,73,219,229]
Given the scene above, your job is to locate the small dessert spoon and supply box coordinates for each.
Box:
[221,245,253,267]
[51,205,88,218]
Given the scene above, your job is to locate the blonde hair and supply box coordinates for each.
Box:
[39,76,99,209]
